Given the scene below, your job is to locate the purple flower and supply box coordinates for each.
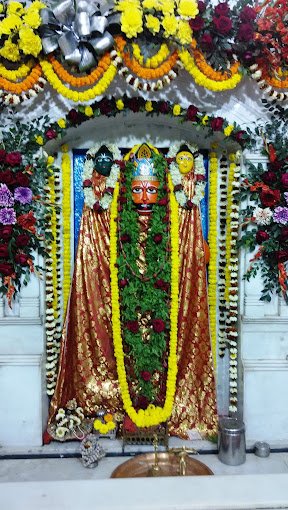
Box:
[0,184,14,207]
[273,207,288,225]
[14,187,33,205]
[0,207,16,225]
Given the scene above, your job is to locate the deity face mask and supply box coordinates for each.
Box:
[176,150,194,175]
[94,145,113,177]
[131,179,159,214]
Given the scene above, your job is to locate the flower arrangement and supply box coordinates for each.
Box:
[0,1,44,62]
[52,399,89,440]
[0,116,54,303]
[239,122,288,302]
[93,413,116,435]
[114,0,199,47]
[109,153,179,427]
[189,1,257,71]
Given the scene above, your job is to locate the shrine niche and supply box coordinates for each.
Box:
[0,0,287,450]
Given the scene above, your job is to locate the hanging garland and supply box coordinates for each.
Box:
[218,153,229,357]
[61,146,72,312]
[110,154,179,428]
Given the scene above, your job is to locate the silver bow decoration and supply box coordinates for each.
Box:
[40,0,120,72]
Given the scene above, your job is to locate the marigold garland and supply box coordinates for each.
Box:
[0,60,34,81]
[61,147,72,312]
[179,49,242,91]
[0,63,42,93]
[208,151,219,368]
[40,56,117,102]
[193,48,240,83]
[116,36,178,80]
[48,54,111,88]
[109,175,179,428]
[132,42,170,68]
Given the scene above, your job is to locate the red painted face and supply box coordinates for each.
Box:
[131,179,159,214]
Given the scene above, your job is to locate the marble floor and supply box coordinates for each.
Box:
[1,440,288,509]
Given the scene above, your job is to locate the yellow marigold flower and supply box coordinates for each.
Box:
[61,144,69,153]
[121,8,143,38]
[224,125,234,137]
[162,14,177,37]
[177,19,192,45]
[145,14,160,34]
[159,0,175,14]
[145,100,153,112]
[23,6,41,29]
[104,413,113,423]
[116,99,124,110]
[35,135,44,145]
[173,104,181,116]
[7,1,24,16]
[177,0,199,18]
[57,118,66,129]
[201,115,209,125]
[142,0,155,8]
[0,37,20,61]
[47,156,55,165]
[30,0,46,9]
[0,14,22,35]
[116,0,141,12]
[19,27,42,56]
[84,106,94,117]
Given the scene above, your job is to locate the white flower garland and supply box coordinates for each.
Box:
[82,142,121,210]
[167,141,206,207]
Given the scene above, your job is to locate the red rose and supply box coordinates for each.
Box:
[0,262,14,275]
[234,130,246,144]
[260,189,281,207]
[152,318,166,333]
[186,105,199,121]
[240,5,257,22]
[154,279,169,292]
[5,152,22,167]
[189,16,204,31]
[127,98,141,113]
[45,129,57,140]
[0,169,16,186]
[261,171,277,185]
[153,233,163,244]
[256,230,270,244]
[281,173,288,188]
[141,371,152,382]
[0,225,13,239]
[17,211,37,233]
[93,202,103,213]
[158,101,169,114]
[0,149,7,162]
[16,233,30,247]
[275,250,288,263]
[15,172,30,186]
[268,160,283,171]
[213,16,232,34]
[136,396,149,410]
[0,243,9,258]
[197,1,206,13]
[279,227,288,242]
[99,98,112,115]
[214,2,230,16]
[158,197,168,206]
[67,108,86,125]
[210,117,224,131]
[15,253,29,265]
[200,33,214,51]
[119,278,128,288]
[126,320,139,333]
[237,23,255,42]
[120,233,131,243]
[83,179,92,187]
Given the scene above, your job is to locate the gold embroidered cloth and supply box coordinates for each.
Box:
[49,170,217,438]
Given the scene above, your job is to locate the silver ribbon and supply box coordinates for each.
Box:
[40,0,120,72]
